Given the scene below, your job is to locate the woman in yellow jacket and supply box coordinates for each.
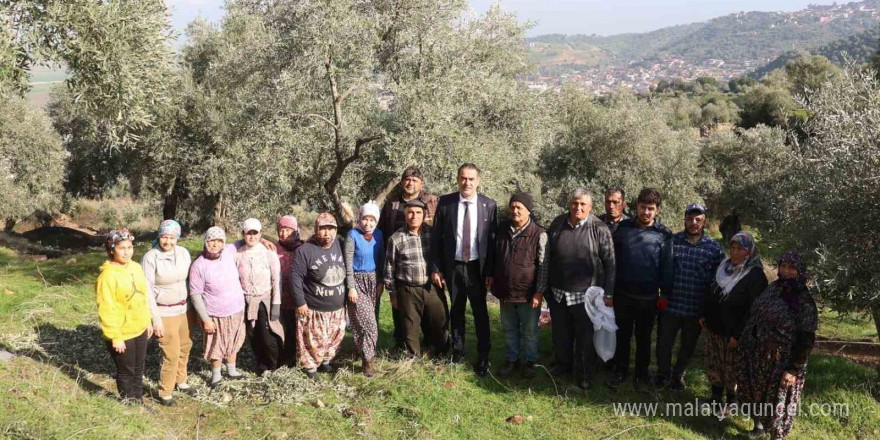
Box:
[96,229,153,404]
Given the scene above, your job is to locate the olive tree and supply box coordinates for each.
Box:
[699,125,791,234]
[178,0,550,227]
[2,0,176,147]
[0,90,66,230]
[783,64,880,338]
[540,90,711,229]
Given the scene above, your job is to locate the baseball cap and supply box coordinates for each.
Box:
[685,203,707,215]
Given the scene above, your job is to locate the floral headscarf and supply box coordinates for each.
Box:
[153,219,182,248]
[105,229,135,257]
[777,250,807,291]
[202,226,226,260]
[775,250,808,312]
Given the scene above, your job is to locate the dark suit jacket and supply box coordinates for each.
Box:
[430,192,497,281]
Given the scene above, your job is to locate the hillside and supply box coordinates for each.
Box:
[752,25,880,78]
[528,0,880,69]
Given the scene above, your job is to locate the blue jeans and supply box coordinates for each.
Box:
[500,302,540,364]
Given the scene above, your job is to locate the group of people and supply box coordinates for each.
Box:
[95,164,818,439]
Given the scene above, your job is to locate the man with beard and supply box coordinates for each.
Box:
[379,166,438,349]
[655,203,724,390]
[275,216,304,367]
[608,188,673,390]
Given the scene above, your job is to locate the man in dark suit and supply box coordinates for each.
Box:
[431,163,497,376]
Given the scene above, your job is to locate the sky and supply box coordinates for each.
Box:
[166,0,832,38]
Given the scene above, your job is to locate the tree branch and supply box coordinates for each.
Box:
[291,113,336,129]
[338,84,358,103]
[374,176,401,206]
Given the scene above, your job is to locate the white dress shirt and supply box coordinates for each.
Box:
[454,194,479,262]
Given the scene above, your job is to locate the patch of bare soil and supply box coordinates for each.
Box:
[814,338,880,369]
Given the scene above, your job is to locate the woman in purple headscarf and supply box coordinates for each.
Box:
[737,250,818,439]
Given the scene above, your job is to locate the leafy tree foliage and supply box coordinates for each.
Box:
[2,0,176,146]
[780,64,880,335]
[0,89,66,229]
[540,91,709,228]
[699,125,790,232]
[168,0,550,227]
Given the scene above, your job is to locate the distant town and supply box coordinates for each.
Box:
[523,57,760,95]
[524,2,880,95]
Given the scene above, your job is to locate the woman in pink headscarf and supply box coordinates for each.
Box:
[275,215,304,367]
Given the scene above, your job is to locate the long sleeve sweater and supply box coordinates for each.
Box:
[141,245,192,319]
[96,260,152,344]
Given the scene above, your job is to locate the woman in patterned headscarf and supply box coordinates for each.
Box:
[96,229,153,405]
[188,227,247,388]
[737,250,818,439]
[700,231,768,414]
[141,220,194,406]
[291,212,347,379]
[344,201,385,377]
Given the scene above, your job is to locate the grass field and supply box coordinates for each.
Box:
[1,240,878,439]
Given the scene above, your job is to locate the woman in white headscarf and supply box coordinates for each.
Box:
[234,218,284,376]
[700,231,768,414]
[344,201,385,377]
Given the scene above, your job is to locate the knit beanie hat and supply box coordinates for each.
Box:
[509,192,535,213]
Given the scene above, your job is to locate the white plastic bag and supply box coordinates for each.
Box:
[594,328,616,362]
[584,286,617,362]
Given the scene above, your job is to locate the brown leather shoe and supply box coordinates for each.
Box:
[363,358,375,377]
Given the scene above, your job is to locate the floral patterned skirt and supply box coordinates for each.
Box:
[347,272,379,360]
[705,330,738,393]
[296,308,346,371]
[738,336,806,439]
[203,311,246,361]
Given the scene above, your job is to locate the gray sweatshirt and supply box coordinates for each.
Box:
[142,245,192,320]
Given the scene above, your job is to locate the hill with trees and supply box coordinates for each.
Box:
[752,24,880,78]
[528,0,880,69]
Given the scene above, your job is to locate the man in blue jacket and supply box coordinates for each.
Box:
[608,188,673,390]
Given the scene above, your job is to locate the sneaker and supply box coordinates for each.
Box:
[306,370,319,380]
[498,360,517,378]
[474,358,490,377]
[208,379,222,389]
[522,363,538,378]
[226,371,243,380]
